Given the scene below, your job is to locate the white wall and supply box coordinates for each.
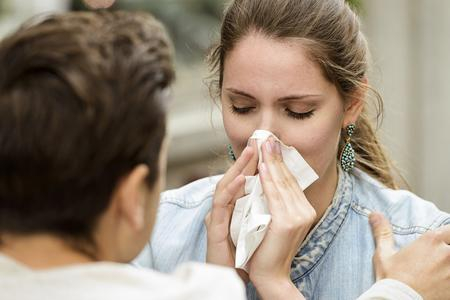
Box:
[0,0,70,37]
[363,0,450,212]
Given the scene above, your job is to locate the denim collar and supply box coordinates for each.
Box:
[290,166,353,281]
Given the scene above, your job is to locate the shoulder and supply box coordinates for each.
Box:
[171,263,246,299]
[116,263,245,299]
[350,169,450,233]
[160,175,223,209]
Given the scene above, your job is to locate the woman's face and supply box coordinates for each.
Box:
[221,33,357,178]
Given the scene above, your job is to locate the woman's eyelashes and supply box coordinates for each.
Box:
[285,108,315,120]
[230,104,254,114]
[229,104,315,120]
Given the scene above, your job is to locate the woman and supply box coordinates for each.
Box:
[135,0,450,299]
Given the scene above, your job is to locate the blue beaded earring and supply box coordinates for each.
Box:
[227,144,236,161]
[340,124,356,172]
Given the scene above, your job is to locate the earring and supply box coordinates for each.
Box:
[227,144,236,161]
[340,124,356,172]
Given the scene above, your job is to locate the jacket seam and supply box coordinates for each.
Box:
[159,192,214,209]
[351,202,432,234]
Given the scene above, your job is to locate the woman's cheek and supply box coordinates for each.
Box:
[286,125,340,176]
[223,114,254,154]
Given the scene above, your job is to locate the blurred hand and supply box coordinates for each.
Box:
[370,212,450,300]
[83,0,115,9]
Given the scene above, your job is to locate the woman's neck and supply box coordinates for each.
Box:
[0,234,94,270]
[304,162,339,227]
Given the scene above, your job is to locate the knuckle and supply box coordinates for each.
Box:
[285,170,297,182]
[212,201,227,211]
[444,249,450,262]
[376,227,393,240]
[274,219,296,232]
[283,222,297,232]
[204,213,211,226]
[424,230,441,244]
[215,181,224,193]
[372,254,381,267]
[273,177,288,188]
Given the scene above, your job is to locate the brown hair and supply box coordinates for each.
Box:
[208,0,398,189]
[0,11,174,245]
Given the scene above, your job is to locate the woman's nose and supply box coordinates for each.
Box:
[258,110,280,137]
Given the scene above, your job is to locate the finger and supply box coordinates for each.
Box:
[204,211,211,227]
[218,146,254,191]
[261,139,299,209]
[234,139,259,199]
[260,139,285,185]
[369,212,396,257]
[435,224,450,245]
[242,138,259,176]
[259,162,284,213]
[210,174,246,225]
[276,152,309,208]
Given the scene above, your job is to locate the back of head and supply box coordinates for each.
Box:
[0,11,174,244]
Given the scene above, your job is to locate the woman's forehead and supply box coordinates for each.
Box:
[222,33,333,100]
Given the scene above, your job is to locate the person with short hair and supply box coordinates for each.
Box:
[0,10,245,300]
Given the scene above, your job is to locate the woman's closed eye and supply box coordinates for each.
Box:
[230,105,315,120]
[285,108,315,120]
[230,104,255,114]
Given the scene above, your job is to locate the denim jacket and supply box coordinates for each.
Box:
[134,168,450,300]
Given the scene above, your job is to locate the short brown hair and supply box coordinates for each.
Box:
[0,11,174,242]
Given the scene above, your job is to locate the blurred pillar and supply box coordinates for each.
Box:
[417,0,450,212]
[363,0,450,211]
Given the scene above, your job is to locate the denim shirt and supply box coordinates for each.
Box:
[134,168,450,300]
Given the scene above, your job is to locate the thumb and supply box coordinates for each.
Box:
[369,212,396,281]
[204,211,211,227]
[369,212,396,258]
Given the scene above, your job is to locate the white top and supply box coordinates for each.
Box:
[358,279,423,300]
[0,254,246,300]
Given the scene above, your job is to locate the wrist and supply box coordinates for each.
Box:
[252,277,304,300]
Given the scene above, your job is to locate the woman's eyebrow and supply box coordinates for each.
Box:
[226,87,323,102]
[278,94,323,102]
[225,88,256,99]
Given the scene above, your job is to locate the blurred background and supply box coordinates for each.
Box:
[0,0,448,212]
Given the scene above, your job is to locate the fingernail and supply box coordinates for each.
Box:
[265,140,272,154]
[275,140,281,155]
[369,213,380,226]
[259,162,267,174]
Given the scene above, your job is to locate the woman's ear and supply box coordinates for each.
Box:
[114,164,150,231]
[343,78,367,127]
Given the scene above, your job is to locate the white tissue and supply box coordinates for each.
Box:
[229,130,319,270]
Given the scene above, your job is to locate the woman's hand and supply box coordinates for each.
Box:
[248,137,316,299]
[370,212,450,300]
[205,141,258,281]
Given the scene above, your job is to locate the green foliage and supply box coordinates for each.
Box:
[346,0,363,11]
